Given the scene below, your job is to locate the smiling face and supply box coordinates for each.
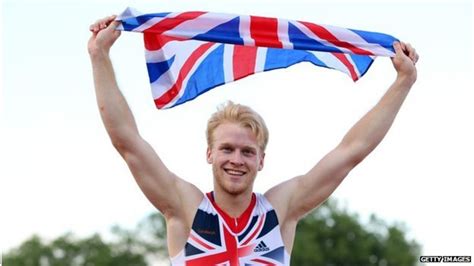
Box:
[207,122,265,196]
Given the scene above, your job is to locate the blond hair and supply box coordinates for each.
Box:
[206,101,269,151]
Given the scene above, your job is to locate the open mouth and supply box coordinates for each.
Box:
[224,168,247,176]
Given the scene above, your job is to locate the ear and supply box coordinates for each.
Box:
[258,152,265,171]
[206,146,212,164]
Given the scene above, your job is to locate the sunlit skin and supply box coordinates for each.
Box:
[89,14,419,258]
[207,122,265,199]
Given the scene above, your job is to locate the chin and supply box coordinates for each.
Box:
[225,186,247,196]
[220,180,251,196]
[219,181,243,194]
[213,169,254,195]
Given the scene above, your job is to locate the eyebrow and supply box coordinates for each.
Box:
[218,143,232,148]
[218,143,257,152]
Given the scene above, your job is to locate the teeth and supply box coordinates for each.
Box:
[225,169,245,176]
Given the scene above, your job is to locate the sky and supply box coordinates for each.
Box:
[1,0,473,263]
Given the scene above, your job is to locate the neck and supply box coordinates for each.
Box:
[213,188,253,218]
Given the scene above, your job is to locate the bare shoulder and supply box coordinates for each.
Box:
[264,176,301,223]
[164,177,204,257]
[175,177,205,222]
[264,176,303,253]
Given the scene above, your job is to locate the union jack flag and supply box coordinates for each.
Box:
[116,7,397,109]
[170,192,289,265]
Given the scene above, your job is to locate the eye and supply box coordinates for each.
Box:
[242,149,256,157]
[220,146,233,153]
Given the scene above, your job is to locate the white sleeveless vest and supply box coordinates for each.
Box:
[171,192,290,265]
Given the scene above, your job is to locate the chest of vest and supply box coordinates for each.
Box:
[171,192,290,266]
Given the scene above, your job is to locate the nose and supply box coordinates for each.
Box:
[230,151,244,166]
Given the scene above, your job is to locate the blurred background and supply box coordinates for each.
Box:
[1,0,473,265]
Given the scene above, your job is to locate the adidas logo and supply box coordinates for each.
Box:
[253,241,270,252]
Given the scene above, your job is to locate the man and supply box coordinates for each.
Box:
[89,15,418,265]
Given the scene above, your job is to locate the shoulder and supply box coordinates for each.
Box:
[263,176,302,223]
[169,178,204,223]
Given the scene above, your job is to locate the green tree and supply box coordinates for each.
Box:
[3,233,147,266]
[112,212,168,263]
[4,200,419,265]
[291,200,420,266]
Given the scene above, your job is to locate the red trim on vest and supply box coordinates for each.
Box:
[206,192,256,234]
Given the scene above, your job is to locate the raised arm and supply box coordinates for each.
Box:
[266,42,418,224]
[87,16,202,220]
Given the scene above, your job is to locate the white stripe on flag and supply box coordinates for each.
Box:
[188,231,220,251]
[162,43,220,109]
[164,12,236,39]
[149,40,203,99]
[223,44,234,82]
[292,21,354,54]
[239,216,264,245]
[254,48,267,73]
[310,51,351,77]
[239,15,255,46]
[323,24,394,56]
[132,12,183,33]
[131,17,165,32]
[344,53,361,77]
[278,20,293,49]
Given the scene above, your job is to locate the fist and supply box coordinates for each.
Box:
[88,15,121,56]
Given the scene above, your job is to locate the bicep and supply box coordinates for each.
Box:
[119,136,201,217]
[296,145,361,217]
[272,144,360,222]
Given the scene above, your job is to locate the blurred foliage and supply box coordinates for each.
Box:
[3,200,420,265]
[291,200,420,266]
[2,233,147,266]
[3,213,168,266]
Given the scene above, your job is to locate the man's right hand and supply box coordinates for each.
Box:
[88,15,121,57]
[391,41,418,87]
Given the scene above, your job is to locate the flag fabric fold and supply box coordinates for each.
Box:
[116,7,398,109]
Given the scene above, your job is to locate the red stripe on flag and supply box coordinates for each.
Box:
[232,45,258,81]
[186,227,240,266]
[190,233,215,250]
[252,258,277,266]
[185,213,257,266]
[224,227,239,266]
[242,214,265,246]
[207,192,257,234]
[299,21,374,56]
[250,16,283,48]
[144,11,206,35]
[332,52,359,81]
[186,251,231,266]
[154,42,214,108]
[238,244,256,258]
[144,33,185,51]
